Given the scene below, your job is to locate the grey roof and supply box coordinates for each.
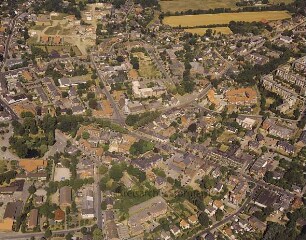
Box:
[3,201,24,220]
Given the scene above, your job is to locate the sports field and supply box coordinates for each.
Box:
[160,0,294,13]
[163,11,291,27]
[185,27,233,35]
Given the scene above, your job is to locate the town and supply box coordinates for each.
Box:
[0,0,306,240]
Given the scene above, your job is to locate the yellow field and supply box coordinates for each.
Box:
[163,11,291,27]
[185,27,232,35]
[160,0,294,13]
[160,0,237,12]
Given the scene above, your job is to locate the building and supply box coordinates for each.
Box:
[236,116,256,130]
[81,189,95,219]
[225,87,257,106]
[27,209,39,230]
[3,201,24,222]
[54,209,65,223]
[253,187,279,208]
[128,196,167,226]
[277,141,295,154]
[170,225,181,237]
[180,219,190,230]
[59,186,72,208]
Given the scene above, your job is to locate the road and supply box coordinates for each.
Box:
[2,15,18,71]
[94,162,103,230]
[90,54,125,125]
[43,130,68,159]
[0,226,93,240]
[0,97,19,120]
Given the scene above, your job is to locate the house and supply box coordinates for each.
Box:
[279,35,293,44]
[277,141,295,154]
[212,200,224,210]
[236,116,256,130]
[200,232,215,240]
[204,205,216,217]
[34,195,44,206]
[59,186,72,208]
[170,225,181,237]
[27,209,39,230]
[180,219,190,230]
[155,176,166,189]
[54,209,65,223]
[213,182,224,193]
[268,124,294,140]
[161,231,171,240]
[188,215,198,225]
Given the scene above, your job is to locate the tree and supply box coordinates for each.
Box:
[81,226,88,235]
[129,139,154,155]
[28,185,36,195]
[88,99,98,109]
[82,131,90,140]
[109,164,125,181]
[198,212,210,227]
[65,232,73,240]
[215,209,224,221]
[62,91,69,98]
[44,228,52,239]
[93,228,103,240]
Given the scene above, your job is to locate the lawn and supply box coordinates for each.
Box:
[185,27,232,35]
[51,13,68,20]
[44,25,62,35]
[163,11,291,27]
[36,45,82,56]
[133,52,162,78]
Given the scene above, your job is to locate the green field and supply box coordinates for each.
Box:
[163,11,291,27]
[133,52,162,79]
[160,0,294,13]
[37,45,82,56]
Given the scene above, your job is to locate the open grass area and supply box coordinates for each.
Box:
[159,0,294,13]
[36,45,82,56]
[44,25,62,35]
[133,52,162,78]
[185,27,232,35]
[163,11,291,27]
[51,13,68,20]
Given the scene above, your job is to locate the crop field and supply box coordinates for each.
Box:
[160,0,238,12]
[185,27,232,35]
[163,11,291,27]
[159,0,294,13]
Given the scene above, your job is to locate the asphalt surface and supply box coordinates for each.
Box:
[0,97,19,120]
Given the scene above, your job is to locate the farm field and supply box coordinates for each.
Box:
[159,0,294,13]
[185,27,233,35]
[163,11,291,27]
[160,0,238,12]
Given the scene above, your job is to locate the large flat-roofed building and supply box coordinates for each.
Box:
[128,196,167,226]
[59,186,72,208]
